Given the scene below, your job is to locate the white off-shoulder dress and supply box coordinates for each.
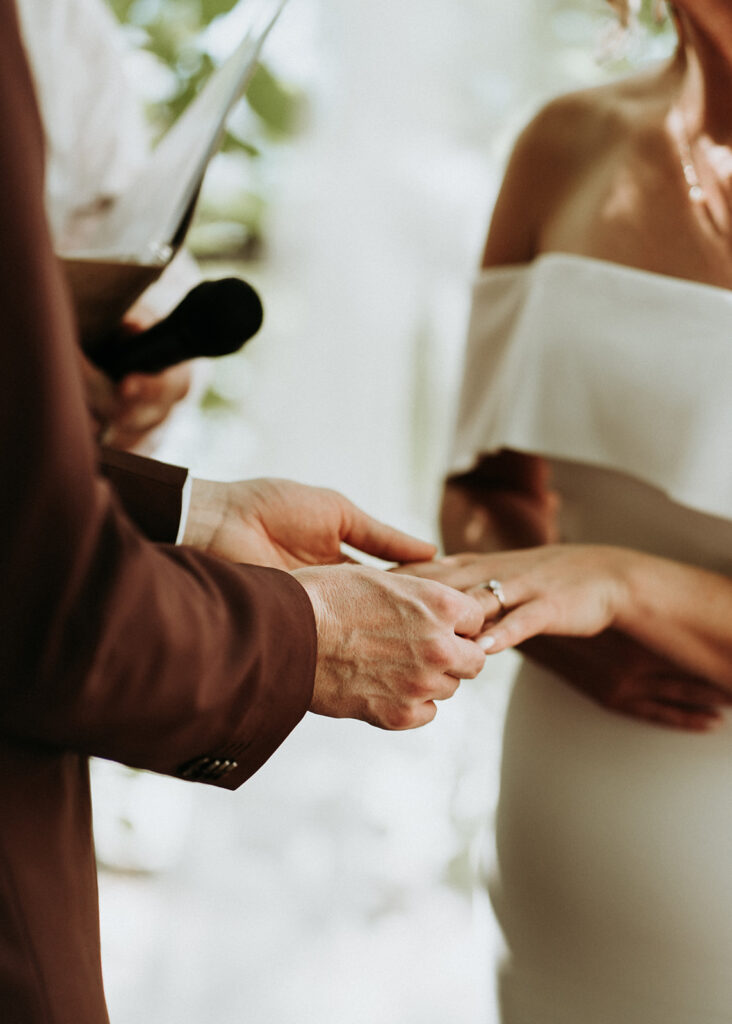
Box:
[450,253,732,1024]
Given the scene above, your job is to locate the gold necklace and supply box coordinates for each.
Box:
[670,107,705,203]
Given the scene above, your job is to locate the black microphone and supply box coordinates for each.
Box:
[87,277,263,380]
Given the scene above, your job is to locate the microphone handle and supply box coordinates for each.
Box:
[89,322,197,381]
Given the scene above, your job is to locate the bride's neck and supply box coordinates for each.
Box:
[669,11,732,143]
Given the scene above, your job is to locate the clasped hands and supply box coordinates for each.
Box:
[395,546,732,732]
[181,475,729,734]
[183,477,488,731]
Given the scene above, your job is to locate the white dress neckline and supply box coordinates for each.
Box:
[451,251,732,522]
[479,249,732,291]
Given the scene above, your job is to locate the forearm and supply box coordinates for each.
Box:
[441,452,558,555]
[614,550,732,690]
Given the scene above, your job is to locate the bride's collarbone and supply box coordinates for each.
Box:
[538,156,732,289]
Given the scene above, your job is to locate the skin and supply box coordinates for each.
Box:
[184,477,487,730]
[83,300,193,452]
[83,277,490,734]
[427,0,732,730]
[297,563,486,730]
[81,297,489,726]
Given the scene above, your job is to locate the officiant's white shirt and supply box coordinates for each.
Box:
[17,0,150,244]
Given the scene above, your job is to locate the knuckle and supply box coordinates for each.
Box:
[399,672,430,701]
[463,652,485,680]
[423,583,452,615]
[422,636,453,669]
[440,675,461,698]
[379,703,418,731]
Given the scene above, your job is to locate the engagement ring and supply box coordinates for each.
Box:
[478,578,506,614]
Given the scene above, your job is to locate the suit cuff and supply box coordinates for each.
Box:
[98,446,189,543]
[175,473,193,544]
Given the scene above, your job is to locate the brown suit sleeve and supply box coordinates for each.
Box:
[0,0,317,790]
[99,446,189,543]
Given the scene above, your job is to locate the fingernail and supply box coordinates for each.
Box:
[479,635,496,652]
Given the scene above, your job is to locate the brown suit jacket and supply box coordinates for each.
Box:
[0,3,317,1019]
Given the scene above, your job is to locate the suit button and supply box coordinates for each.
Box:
[178,755,239,782]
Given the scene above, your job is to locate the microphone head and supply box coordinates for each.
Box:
[86,276,265,379]
[175,277,264,358]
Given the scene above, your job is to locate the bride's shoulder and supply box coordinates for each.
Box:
[482,74,659,266]
[517,76,647,171]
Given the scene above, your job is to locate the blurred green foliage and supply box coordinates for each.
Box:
[105,0,302,256]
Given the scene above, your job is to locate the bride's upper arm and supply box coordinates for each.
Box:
[481,90,607,269]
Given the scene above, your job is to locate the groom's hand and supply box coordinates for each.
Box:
[295,565,487,729]
[183,477,436,569]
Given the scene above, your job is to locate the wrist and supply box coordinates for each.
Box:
[182,477,227,550]
[605,546,646,633]
[292,567,341,712]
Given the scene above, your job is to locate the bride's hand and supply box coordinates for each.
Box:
[395,547,732,730]
[393,545,631,647]
[521,631,732,731]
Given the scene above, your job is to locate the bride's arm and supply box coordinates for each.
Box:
[600,549,732,689]
[437,101,731,723]
[442,450,559,554]
[442,95,599,556]
[407,546,732,692]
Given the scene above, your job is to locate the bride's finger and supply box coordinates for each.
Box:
[648,676,732,708]
[467,582,507,622]
[628,699,723,732]
[478,600,550,652]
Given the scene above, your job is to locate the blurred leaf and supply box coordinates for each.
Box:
[199,385,240,413]
[245,62,301,135]
[167,53,215,119]
[140,20,193,71]
[107,0,136,21]
[188,220,255,259]
[221,130,260,158]
[199,0,241,20]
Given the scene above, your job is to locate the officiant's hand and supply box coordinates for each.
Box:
[84,357,192,450]
[295,564,486,729]
[82,300,193,451]
[183,477,437,568]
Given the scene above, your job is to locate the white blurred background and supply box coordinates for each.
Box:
[93,2,671,1021]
